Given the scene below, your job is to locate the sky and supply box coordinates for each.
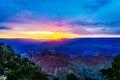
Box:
[0,0,120,39]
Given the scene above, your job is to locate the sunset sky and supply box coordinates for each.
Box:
[0,0,120,39]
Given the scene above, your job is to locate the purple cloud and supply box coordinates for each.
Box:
[0,25,12,30]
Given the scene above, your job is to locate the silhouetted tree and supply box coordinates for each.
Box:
[0,42,48,80]
[86,77,93,80]
[100,54,120,80]
[53,77,59,80]
[67,73,78,80]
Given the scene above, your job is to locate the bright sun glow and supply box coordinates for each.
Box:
[1,31,120,40]
[0,31,81,40]
[24,31,81,40]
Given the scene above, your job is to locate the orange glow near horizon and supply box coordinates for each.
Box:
[0,31,81,40]
[1,21,120,40]
[1,33,120,40]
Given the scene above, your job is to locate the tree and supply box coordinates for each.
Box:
[67,73,78,80]
[0,42,48,80]
[100,54,120,80]
[53,77,59,80]
[86,77,94,80]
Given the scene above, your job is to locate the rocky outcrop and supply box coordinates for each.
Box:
[29,50,113,80]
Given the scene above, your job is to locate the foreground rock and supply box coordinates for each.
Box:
[29,50,113,80]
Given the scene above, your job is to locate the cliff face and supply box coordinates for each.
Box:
[29,50,113,80]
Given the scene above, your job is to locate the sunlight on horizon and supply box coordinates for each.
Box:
[1,32,120,40]
[0,31,82,40]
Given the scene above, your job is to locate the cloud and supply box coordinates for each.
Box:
[92,0,120,23]
[69,19,120,35]
[83,0,109,10]
[68,0,120,35]
[0,25,12,30]
[0,0,120,37]
[0,0,113,23]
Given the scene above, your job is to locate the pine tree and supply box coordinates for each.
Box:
[100,54,120,80]
[0,42,48,80]
[67,73,78,80]
[53,77,59,80]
